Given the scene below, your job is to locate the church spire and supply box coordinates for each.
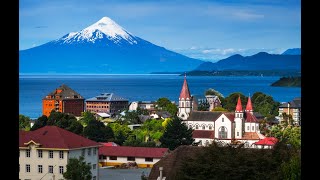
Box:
[245,96,253,113]
[235,96,243,112]
[179,74,191,99]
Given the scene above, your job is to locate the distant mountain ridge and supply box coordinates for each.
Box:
[282,48,301,55]
[19,17,203,74]
[194,52,301,72]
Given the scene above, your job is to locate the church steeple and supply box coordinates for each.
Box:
[245,96,253,114]
[179,73,191,99]
[178,74,193,120]
[235,96,243,112]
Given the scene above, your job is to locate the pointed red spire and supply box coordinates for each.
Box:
[246,96,253,112]
[235,96,243,112]
[179,74,191,99]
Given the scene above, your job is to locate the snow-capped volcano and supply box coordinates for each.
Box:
[57,17,138,45]
[19,17,203,74]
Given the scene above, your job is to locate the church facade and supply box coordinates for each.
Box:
[178,75,266,148]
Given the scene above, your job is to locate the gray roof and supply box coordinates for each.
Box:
[86,93,128,102]
[186,111,222,121]
[279,97,301,108]
[44,84,84,100]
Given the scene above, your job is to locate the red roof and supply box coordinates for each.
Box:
[246,96,253,112]
[19,126,100,149]
[254,137,278,146]
[99,146,168,158]
[245,112,258,123]
[100,142,119,146]
[223,113,235,121]
[192,130,214,139]
[235,96,243,112]
[241,132,260,140]
[179,75,191,99]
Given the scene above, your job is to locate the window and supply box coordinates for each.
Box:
[93,164,96,170]
[195,125,199,129]
[127,157,135,161]
[110,156,117,160]
[88,148,91,156]
[209,125,212,130]
[237,132,239,136]
[247,126,249,131]
[202,125,205,130]
[182,102,184,107]
[88,163,91,169]
[59,166,64,174]
[38,150,43,158]
[252,126,254,131]
[49,150,53,158]
[93,148,97,155]
[26,149,30,157]
[26,164,30,173]
[48,165,53,173]
[38,165,43,173]
[59,151,64,159]
[82,149,85,156]
[218,126,227,139]
[145,157,153,162]
[222,118,224,122]
[189,125,192,129]
[237,114,239,118]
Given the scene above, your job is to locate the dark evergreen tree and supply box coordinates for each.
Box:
[160,116,194,150]
[30,115,48,131]
[83,120,114,142]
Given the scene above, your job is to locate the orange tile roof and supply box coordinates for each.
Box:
[241,132,260,140]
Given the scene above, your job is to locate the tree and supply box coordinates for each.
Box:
[79,111,96,126]
[251,92,280,118]
[223,92,247,111]
[63,156,92,180]
[19,114,31,131]
[205,88,224,98]
[160,116,194,150]
[156,97,178,115]
[108,122,132,145]
[31,115,48,131]
[212,107,228,112]
[83,120,114,142]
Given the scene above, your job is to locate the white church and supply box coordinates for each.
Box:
[178,75,268,148]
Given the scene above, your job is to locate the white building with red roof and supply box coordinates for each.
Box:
[254,137,278,149]
[19,126,101,180]
[99,146,168,168]
[184,96,266,148]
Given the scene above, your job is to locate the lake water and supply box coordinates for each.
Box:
[19,74,301,118]
[99,168,151,180]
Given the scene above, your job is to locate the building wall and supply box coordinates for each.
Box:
[109,101,128,114]
[184,121,215,131]
[42,99,56,117]
[244,122,259,133]
[214,114,232,139]
[69,147,99,180]
[99,156,161,168]
[86,101,110,114]
[63,99,84,117]
[19,144,68,180]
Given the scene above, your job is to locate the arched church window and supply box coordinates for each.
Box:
[222,118,224,122]
[209,125,212,130]
[186,101,189,107]
[182,102,184,107]
[218,126,227,139]
[252,126,254,131]
[202,125,205,130]
[189,125,192,129]
[196,125,199,129]
[237,114,239,118]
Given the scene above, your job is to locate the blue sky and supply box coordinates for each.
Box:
[19,0,301,61]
